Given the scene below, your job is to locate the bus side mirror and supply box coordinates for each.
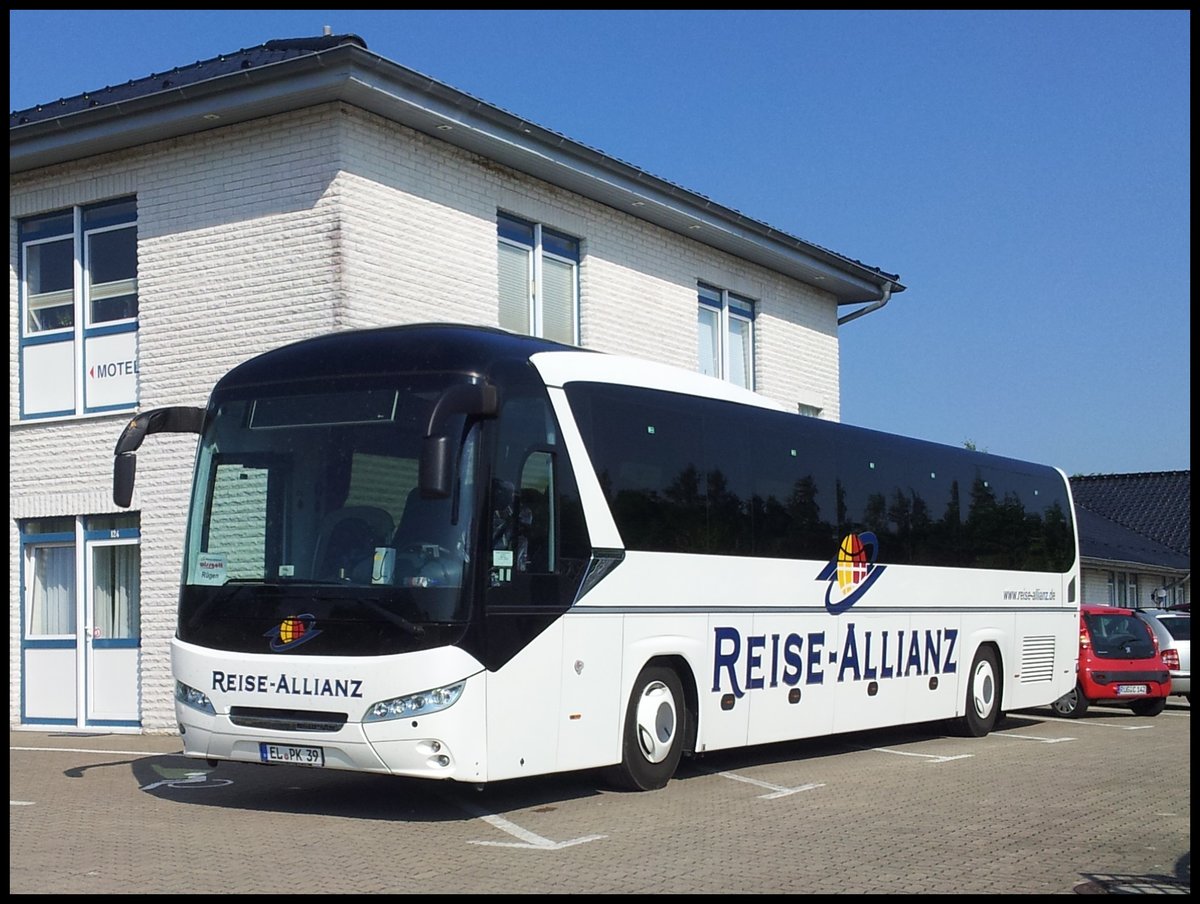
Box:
[111,406,205,507]
[114,454,138,508]
[418,383,498,498]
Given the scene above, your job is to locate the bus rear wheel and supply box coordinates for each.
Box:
[959,646,1001,737]
[608,665,685,791]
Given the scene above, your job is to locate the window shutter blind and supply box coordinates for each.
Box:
[728,317,751,389]
[541,256,575,344]
[498,242,531,334]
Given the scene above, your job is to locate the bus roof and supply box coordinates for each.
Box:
[215,323,585,390]
[530,349,789,413]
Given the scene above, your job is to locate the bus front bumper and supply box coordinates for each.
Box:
[175,680,487,782]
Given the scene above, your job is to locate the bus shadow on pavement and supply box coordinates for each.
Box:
[667,718,981,782]
[128,753,607,821]
[1076,852,1190,894]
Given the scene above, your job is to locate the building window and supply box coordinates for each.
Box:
[497,212,580,345]
[18,197,139,419]
[1106,570,1140,607]
[797,403,823,418]
[21,515,141,639]
[698,283,754,389]
[23,518,77,637]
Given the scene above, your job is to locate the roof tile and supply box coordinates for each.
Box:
[1070,470,1191,563]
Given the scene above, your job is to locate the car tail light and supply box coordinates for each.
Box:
[1079,621,1092,649]
[1162,648,1180,671]
[1142,623,1160,655]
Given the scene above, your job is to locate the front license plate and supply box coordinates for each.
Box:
[259,742,325,766]
[1116,684,1148,695]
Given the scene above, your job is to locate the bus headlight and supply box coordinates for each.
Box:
[364,681,465,722]
[175,680,216,715]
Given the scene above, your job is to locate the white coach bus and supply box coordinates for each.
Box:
[113,323,1080,790]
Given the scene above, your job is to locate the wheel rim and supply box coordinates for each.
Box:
[1053,688,1077,714]
[634,680,677,764]
[971,658,996,719]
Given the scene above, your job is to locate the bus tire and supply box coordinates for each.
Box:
[608,665,685,791]
[960,646,1001,737]
[1050,683,1089,718]
[1130,697,1166,717]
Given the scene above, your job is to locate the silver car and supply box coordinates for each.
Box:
[1135,608,1190,703]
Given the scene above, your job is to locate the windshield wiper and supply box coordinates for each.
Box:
[187,579,280,630]
[362,599,426,639]
[310,594,427,639]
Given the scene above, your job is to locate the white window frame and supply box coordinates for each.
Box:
[83,221,139,331]
[698,282,755,390]
[18,198,138,420]
[497,213,580,345]
[22,230,77,337]
[23,538,77,639]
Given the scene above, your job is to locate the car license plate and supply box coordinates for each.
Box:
[259,742,325,766]
[1116,684,1148,695]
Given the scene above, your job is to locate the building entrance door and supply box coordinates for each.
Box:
[85,533,141,723]
[20,517,141,730]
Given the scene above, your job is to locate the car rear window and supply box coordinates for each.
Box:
[1084,612,1156,659]
[1158,616,1190,641]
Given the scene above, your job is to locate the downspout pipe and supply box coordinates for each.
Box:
[837,280,893,326]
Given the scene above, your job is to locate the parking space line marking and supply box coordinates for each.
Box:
[865,747,973,763]
[139,770,233,791]
[1032,716,1154,730]
[450,797,607,850]
[11,800,36,806]
[718,771,825,798]
[994,732,1076,743]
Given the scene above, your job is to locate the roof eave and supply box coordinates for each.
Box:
[1081,556,1191,575]
[10,44,903,304]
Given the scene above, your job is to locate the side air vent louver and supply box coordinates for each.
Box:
[1020,635,1055,683]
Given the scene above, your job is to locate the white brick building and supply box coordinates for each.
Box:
[9,34,903,733]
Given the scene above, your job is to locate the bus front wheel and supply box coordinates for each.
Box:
[608,665,685,791]
[960,646,1001,737]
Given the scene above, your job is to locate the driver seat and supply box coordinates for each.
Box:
[391,488,451,555]
[312,506,395,580]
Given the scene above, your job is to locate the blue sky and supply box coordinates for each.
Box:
[10,10,1190,476]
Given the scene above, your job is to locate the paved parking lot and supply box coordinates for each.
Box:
[9,699,1190,894]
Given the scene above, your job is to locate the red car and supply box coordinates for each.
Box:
[1051,604,1172,718]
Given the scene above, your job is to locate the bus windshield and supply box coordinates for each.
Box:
[178,375,482,649]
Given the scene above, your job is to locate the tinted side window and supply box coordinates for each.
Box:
[569,384,840,559]
[565,382,1075,572]
[835,435,965,567]
[575,385,706,553]
[964,463,1074,572]
[748,411,838,560]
